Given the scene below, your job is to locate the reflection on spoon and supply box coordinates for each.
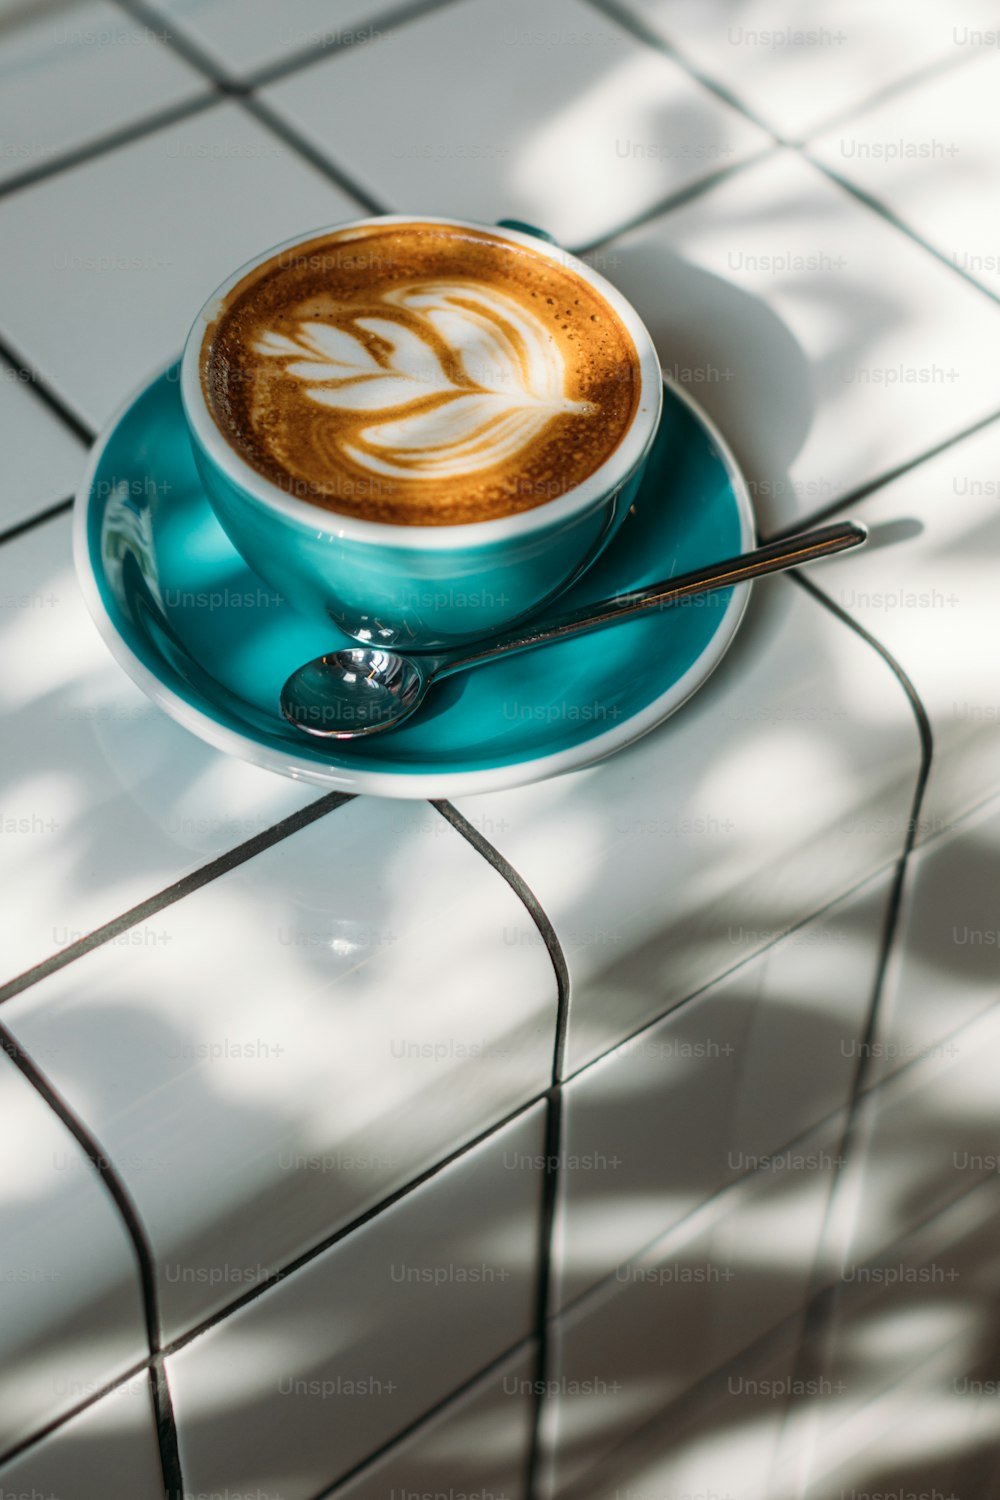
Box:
[280,521,867,741]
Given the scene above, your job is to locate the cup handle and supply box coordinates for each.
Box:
[495,218,559,245]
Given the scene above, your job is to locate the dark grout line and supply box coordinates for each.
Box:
[112,0,385,216]
[552,1097,851,1325]
[0,92,221,204]
[794,572,933,790]
[0,1356,150,1469]
[569,1313,799,1497]
[0,336,94,445]
[561,854,901,1090]
[776,568,934,1454]
[161,1090,551,1360]
[0,1089,549,1475]
[525,1093,562,1500]
[773,1174,1000,1490]
[432,800,571,1079]
[150,1364,184,1500]
[576,146,777,257]
[240,96,387,214]
[549,1126,1000,1494]
[246,0,469,91]
[111,0,242,88]
[808,154,1000,309]
[800,46,986,147]
[427,803,574,1500]
[0,1023,163,1349]
[580,0,782,141]
[790,570,933,1103]
[0,1020,179,1492]
[763,406,1000,543]
[917,780,1000,859]
[113,0,398,217]
[310,1337,537,1500]
[0,495,73,549]
[0,792,352,1005]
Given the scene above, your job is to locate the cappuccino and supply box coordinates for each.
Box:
[200,221,640,525]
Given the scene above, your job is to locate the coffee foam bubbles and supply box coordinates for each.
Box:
[202,223,640,526]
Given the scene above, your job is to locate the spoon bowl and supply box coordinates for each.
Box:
[281,648,429,739]
[280,520,867,741]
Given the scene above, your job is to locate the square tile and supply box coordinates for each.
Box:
[613,0,998,142]
[791,1176,1000,1490]
[554,871,893,1309]
[0,1048,146,1457]
[0,1372,163,1499]
[869,800,1000,1084]
[809,414,1000,839]
[545,1115,841,1493]
[331,1344,535,1499]
[0,516,321,988]
[834,998,1000,1270]
[0,0,205,187]
[141,0,423,81]
[0,361,85,533]
[569,1330,799,1500]
[168,1106,545,1500]
[586,149,1000,533]
[261,0,771,249]
[3,797,559,1339]
[0,102,360,428]
[812,50,1000,297]
[455,574,921,1076]
[802,1378,996,1500]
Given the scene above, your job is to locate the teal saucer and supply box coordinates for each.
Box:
[74,363,754,798]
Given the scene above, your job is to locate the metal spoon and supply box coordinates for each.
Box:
[280,520,866,740]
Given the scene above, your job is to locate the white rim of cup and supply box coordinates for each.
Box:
[179,214,664,551]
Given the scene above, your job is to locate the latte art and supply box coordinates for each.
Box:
[201,222,641,525]
[254,282,596,483]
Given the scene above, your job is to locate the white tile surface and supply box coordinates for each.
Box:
[261,0,771,249]
[802,1374,996,1500]
[569,1331,798,1500]
[0,517,321,987]
[0,102,360,429]
[3,797,559,1339]
[811,49,1000,297]
[554,871,892,1309]
[331,1344,535,1499]
[588,149,1000,533]
[0,0,205,187]
[456,575,920,1076]
[0,362,85,533]
[168,1105,545,1500]
[809,419,1000,840]
[545,1115,841,1494]
[870,800,1000,1085]
[613,0,997,142]
[0,1049,146,1457]
[0,1372,163,1500]
[781,1179,1000,1499]
[142,0,422,80]
[834,998,1000,1270]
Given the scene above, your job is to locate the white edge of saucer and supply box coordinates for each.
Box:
[73,359,755,801]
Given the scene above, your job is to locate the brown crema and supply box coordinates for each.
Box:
[200,222,641,526]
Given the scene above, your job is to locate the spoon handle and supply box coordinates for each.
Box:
[438,520,867,676]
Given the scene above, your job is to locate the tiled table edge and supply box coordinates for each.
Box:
[537,1087,1000,1499]
[1,2,994,1493]
[0,793,568,1484]
[0,1091,548,1493]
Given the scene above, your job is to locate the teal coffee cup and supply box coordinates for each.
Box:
[180,215,663,651]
